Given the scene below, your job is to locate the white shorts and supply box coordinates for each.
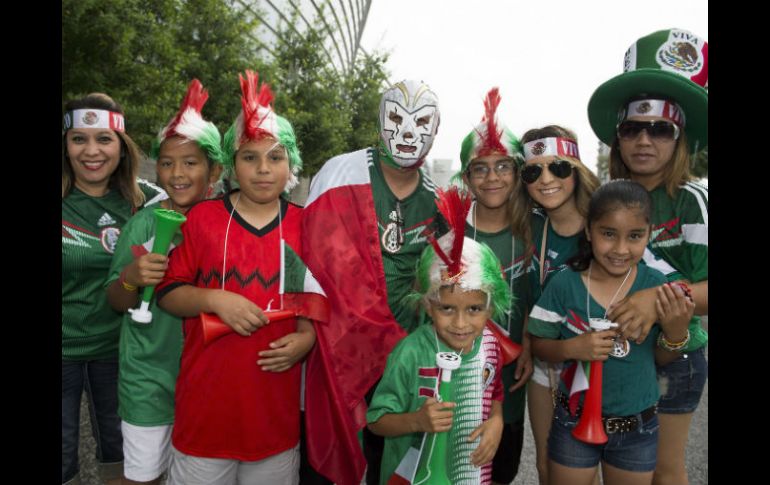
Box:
[531,357,563,388]
[167,443,300,485]
[121,421,173,481]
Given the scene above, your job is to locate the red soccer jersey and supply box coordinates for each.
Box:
[157,196,302,461]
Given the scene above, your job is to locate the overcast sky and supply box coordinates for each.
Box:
[359,0,708,174]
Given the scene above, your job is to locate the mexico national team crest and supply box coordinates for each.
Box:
[101,227,121,254]
[482,361,496,390]
[381,203,404,254]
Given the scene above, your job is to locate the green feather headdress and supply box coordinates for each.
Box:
[149,79,223,165]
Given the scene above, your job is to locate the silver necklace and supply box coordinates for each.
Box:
[585,261,633,358]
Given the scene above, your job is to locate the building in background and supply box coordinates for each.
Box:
[234,0,373,76]
[426,158,457,189]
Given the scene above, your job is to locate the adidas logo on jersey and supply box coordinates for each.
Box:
[98,212,117,227]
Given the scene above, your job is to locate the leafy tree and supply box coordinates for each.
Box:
[595,141,610,182]
[63,0,389,179]
[344,52,390,151]
[63,0,266,153]
[691,147,708,179]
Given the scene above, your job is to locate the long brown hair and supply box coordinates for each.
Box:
[509,125,600,267]
[62,93,146,208]
[609,131,693,197]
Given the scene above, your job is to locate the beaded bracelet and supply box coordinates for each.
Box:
[658,329,690,352]
[668,281,693,302]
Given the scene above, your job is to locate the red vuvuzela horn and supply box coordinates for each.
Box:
[200,309,296,346]
[485,321,523,365]
[571,359,608,444]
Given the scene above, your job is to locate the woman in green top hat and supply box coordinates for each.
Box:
[587,28,708,485]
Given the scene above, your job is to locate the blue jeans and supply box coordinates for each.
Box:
[62,359,123,483]
[656,347,708,414]
[548,403,659,472]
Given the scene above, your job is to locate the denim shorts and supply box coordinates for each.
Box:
[547,402,659,472]
[656,346,708,414]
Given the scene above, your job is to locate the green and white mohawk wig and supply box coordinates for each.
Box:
[149,79,224,165]
[415,187,512,321]
[222,70,302,192]
[455,87,524,181]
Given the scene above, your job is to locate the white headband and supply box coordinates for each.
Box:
[64,109,125,132]
[619,99,685,127]
[523,137,580,162]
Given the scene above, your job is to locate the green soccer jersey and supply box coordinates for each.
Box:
[104,203,183,426]
[62,180,166,360]
[369,149,439,333]
[528,208,582,304]
[467,217,530,424]
[643,182,708,352]
[528,265,667,416]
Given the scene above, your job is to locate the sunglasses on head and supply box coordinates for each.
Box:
[521,159,574,184]
[616,120,680,141]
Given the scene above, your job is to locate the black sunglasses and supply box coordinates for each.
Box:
[616,120,680,141]
[521,159,574,184]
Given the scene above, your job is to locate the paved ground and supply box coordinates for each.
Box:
[77,339,708,484]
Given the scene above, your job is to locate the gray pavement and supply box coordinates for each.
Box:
[76,348,707,484]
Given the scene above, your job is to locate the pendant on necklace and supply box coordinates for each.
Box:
[382,201,405,254]
[610,338,631,358]
[589,317,630,358]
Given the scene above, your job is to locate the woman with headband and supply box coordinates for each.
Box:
[587,29,708,485]
[62,93,167,485]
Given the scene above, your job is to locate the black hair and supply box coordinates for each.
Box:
[568,179,652,271]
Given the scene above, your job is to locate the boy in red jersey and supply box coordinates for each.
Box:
[157,71,318,485]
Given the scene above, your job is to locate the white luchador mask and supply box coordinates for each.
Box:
[379,80,440,168]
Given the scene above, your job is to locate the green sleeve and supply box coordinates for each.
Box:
[678,187,708,283]
[367,341,414,424]
[104,209,153,288]
[527,281,565,339]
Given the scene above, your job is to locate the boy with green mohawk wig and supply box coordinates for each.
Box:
[367,186,518,484]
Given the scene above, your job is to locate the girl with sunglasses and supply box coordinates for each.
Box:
[509,125,600,485]
[587,29,708,485]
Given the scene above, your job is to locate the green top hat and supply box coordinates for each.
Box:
[588,28,708,153]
